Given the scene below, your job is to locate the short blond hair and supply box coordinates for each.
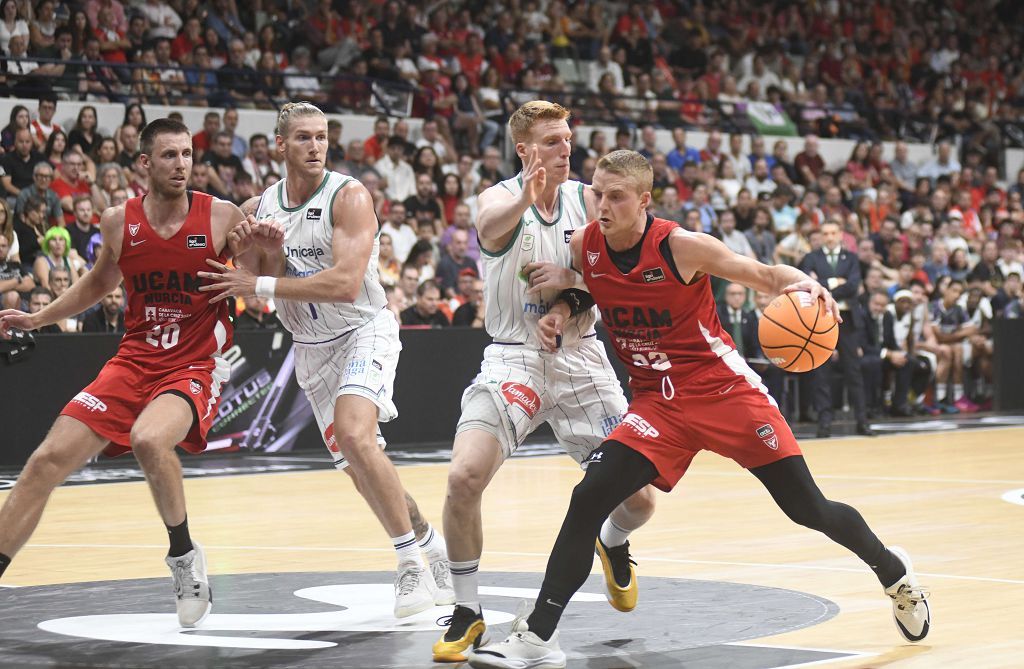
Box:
[275,101,326,138]
[596,150,654,194]
[507,101,570,144]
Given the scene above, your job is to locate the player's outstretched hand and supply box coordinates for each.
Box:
[781,279,843,323]
[226,217,254,257]
[521,145,546,206]
[537,309,566,353]
[524,261,578,294]
[197,259,257,304]
[0,309,35,338]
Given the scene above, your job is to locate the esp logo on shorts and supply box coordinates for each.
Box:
[623,412,659,438]
[757,424,778,449]
[324,423,340,454]
[186,235,207,249]
[500,382,540,418]
[189,380,202,395]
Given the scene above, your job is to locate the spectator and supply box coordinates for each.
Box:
[27,286,62,333]
[769,187,799,236]
[231,295,281,330]
[376,137,416,203]
[93,6,130,66]
[775,213,814,267]
[115,124,140,169]
[188,161,227,201]
[222,108,247,159]
[14,161,62,228]
[682,183,716,233]
[138,0,181,41]
[206,0,244,44]
[722,132,751,181]
[404,173,443,231]
[282,45,328,106]
[666,127,700,171]
[34,226,85,291]
[0,0,29,54]
[717,282,758,359]
[744,158,776,199]
[400,279,449,327]
[191,112,221,162]
[51,152,92,225]
[241,134,281,190]
[92,162,126,212]
[1,105,30,153]
[202,131,245,201]
[862,290,913,417]
[67,196,97,262]
[435,228,477,297]
[81,285,126,333]
[918,142,962,185]
[587,45,624,93]
[416,119,457,166]
[992,272,1021,318]
[0,233,34,309]
[930,279,978,412]
[219,38,267,107]
[650,185,684,222]
[29,95,62,152]
[325,120,345,170]
[1,129,47,197]
[794,134,825,187]
[0,199,17,261]
[452,275,485,327]
[376,233,402,288]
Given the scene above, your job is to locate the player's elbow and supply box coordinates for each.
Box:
[332,277,360,303]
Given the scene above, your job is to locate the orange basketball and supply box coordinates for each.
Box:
[757,291,838,372]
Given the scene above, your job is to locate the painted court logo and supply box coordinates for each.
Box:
[500,382,540,418]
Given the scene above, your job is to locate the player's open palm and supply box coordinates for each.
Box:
[0,309,35,337]
[521,145,546,205]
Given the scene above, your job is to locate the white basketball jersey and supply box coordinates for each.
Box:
[256,171,386,343]
[480,176,595,348]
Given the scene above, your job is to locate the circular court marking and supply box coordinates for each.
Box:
[1,571,839,668]
[1002,488,1024,506]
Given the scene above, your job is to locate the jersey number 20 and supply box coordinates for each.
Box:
[145,322,181,349]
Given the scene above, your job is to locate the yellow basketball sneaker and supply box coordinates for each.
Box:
[433,605,487,662]
[595,537,637,612]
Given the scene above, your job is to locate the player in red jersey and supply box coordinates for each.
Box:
[469,151,931,669]
[0,118,276,628]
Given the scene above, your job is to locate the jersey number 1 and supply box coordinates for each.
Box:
[145,322,181,349]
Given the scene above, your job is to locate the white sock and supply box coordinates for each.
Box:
[450,559,481,613]
[392,530,424,568]
[953,384,964,401]
[600,517,631,548]
[418,524,447,562]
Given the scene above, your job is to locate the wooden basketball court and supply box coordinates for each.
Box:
[2,425,1022,668]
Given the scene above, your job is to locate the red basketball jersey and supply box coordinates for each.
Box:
[582,216,738,392]
[117,192,232,370]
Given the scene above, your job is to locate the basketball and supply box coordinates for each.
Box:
[758,291,838,373]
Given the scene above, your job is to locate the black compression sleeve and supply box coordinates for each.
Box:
[557,288,596,316]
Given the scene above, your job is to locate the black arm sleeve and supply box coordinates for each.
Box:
[558,288,596,317]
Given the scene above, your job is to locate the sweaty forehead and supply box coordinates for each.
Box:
[528,119,571,141]
[289,117,328,136]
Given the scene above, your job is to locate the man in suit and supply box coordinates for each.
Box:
[720,283,790,416]
[861,290,913,417]
[799,220,873,437]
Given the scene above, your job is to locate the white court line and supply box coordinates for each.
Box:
[728,642,876,668]
[22,543,1024,586]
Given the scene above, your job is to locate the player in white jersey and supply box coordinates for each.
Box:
[199,102,451,618]
[433,101,658,662]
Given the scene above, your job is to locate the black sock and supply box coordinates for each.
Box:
[0,552,11,578]
[527,596,565,641]
[871,546,907,589]
[166,517,194,558]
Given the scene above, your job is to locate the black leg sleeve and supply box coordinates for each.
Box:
[750,455,904,588]
[526,441,658,640]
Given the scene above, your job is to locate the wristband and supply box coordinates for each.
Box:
[255,276,277,298]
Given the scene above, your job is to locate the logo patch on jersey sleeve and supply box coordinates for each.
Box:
[186,234,207,249]
[306,208,323,220]
[642,267,666,283]
[564,229,574,244]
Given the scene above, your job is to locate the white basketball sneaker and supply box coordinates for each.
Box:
[164,541,212,627]
[468,609,566,669]
[885,546,931,642]
[394,562,438,618]
[430,556,456,606]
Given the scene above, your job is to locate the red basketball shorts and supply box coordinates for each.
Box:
[607,362,801,492]
[60,356,227,457]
